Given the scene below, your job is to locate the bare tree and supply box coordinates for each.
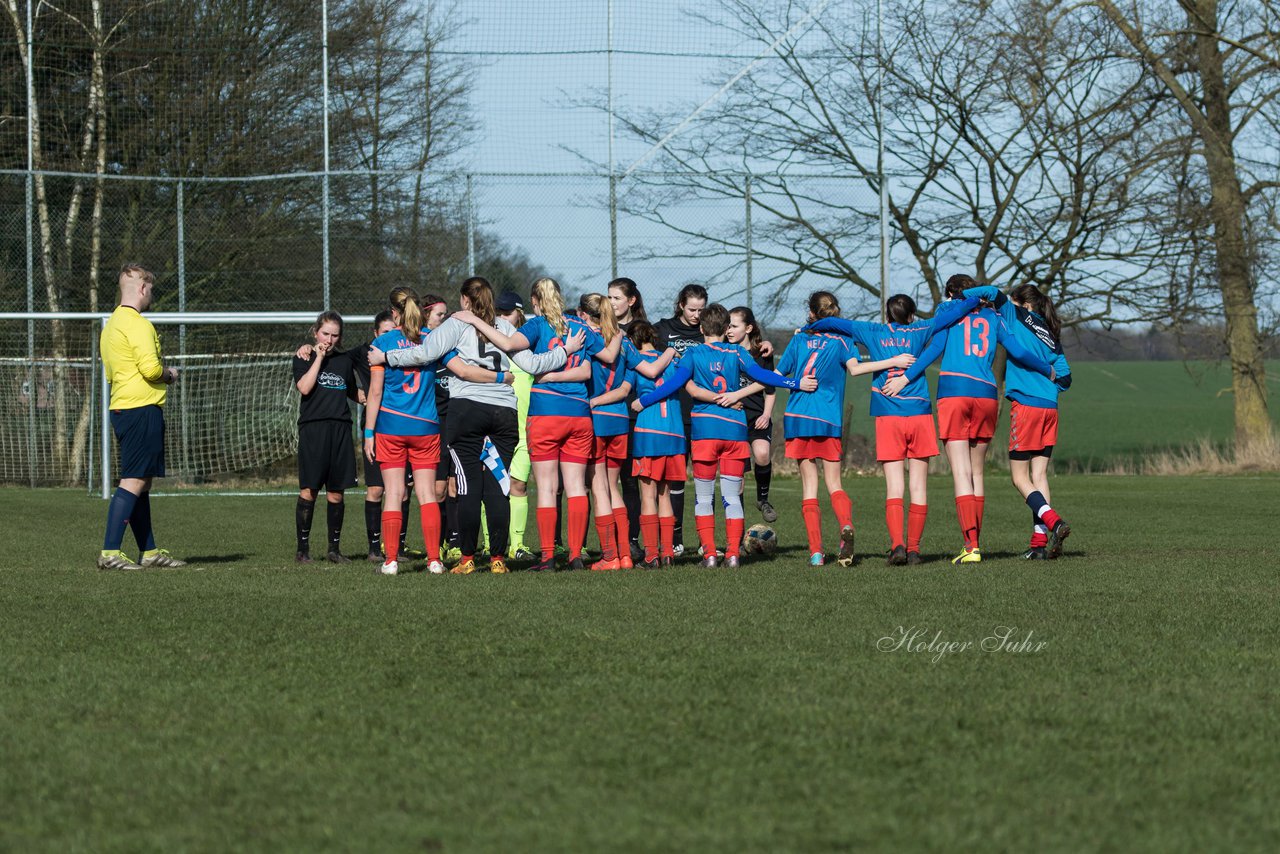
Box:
[608,0,1181,326]
[1081,0,1275,445]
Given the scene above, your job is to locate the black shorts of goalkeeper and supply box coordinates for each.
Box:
[111,404,166,479]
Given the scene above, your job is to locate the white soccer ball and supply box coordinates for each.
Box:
[743,524,778,556]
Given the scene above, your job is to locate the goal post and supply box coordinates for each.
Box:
[0,312,374,497]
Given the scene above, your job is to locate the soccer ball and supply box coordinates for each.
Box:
[743,524,778,556]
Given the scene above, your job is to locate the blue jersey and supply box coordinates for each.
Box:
[776,332,859,439]
[519,315,603,418]
[805,296,979,417]
[904,303,1054,401]
[963,286,1071,409]
[631,350,686,457]
[590,333,632,437]
[638,341,801,442]
[371,328,439,436]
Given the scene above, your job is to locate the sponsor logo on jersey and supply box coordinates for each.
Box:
[318,371,346,390]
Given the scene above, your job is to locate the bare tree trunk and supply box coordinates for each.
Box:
[1191,2,1270,447]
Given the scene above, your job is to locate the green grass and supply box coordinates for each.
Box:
[839,360,1280,470]
[3,476,1280,851]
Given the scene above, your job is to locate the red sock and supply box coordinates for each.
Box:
[957,495,979,548]
[802,498,823,555]
[567,496,589,559]
[908,504,928,553]
[613,507,631,559]
[595,514,617,562]
[830,490,853,530]
[726,517,745,558]
[537,507,557,560]
[420,501,441,561]
[640,514,660,562]
[695,513,717,557]
[659,514,675,558]
[1040,507,1063,530]
[885,498,904,549]
[1030,527,1048,548]
[974,496,985,539]
[381,510,402,564]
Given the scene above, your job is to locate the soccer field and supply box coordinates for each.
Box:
[3,475,1279,852]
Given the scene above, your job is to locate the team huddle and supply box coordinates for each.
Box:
[290,273,1074,576]
[89,260,1073,572]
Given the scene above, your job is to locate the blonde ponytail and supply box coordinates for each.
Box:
[531,277,567,336]
[389,285,423,344]
[579,293,619,344]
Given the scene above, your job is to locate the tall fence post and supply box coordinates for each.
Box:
[877,0,889,321]
[87,327,97,494]
[177,179,190,479]
[321,0,332,309]
[745,173,753,310]
[25,0,35,488]
[608,0,617,279]
[466,174,475,274]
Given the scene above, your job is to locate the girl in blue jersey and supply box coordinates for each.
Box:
[778,291,916,566]
[884,275,1057,564]
[457,277,621,570]
[961,283,1073,559]
[804,292,979,565]
[362,287,446,576]
[579,292,635,570]
[628,321,685,567]
[638,303,815,567]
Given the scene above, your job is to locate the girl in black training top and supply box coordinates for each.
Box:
[293,310,359,563]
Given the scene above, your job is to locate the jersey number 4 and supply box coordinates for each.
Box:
[962,316,990,358]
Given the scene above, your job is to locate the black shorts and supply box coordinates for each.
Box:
[747,417,773,444]
[111,404,165,479]
[363,448,383,489]
[298,420,358,492]
[1009,445,1054,461]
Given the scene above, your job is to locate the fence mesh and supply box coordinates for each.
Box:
[1,0,879,486]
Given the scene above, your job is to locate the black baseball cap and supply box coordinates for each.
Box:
[496,291,524,312]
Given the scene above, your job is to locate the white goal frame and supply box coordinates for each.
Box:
[0,311,374,497]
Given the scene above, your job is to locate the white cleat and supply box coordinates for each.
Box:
[427,560,445,575]
[378,560,399,576]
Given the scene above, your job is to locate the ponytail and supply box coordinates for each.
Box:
[1009,284,1062,340]
[460,276,496,325]
[886,294,916,326]
[579,293,620,344]
[807,291,840,321]
[531,277,567,336]
[389,285,423,344]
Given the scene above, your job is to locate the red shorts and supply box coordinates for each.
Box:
[593,433,628,468]
[1009,401,1058,454]
[376,433,440,471]
[937,396,999,443]
[528,415,593,464]
[691,438,748,478]
[632,454,686,481]
[785,436,842,461]
[875,414,939,461]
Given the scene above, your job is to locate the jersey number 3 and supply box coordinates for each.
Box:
[962,316,990,358]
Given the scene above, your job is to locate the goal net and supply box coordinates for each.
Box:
[0,312,371,494]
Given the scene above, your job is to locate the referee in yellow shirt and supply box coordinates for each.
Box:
[97,263,186,570]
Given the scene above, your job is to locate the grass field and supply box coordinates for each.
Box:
[3,474,1279,852]
[840,360,1280,470]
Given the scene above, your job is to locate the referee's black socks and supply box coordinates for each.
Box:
[296,497,316,554]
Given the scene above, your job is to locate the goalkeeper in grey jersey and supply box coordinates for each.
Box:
[370,277,585,574]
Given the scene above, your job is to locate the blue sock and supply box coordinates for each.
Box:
[1025,490,1047,517]
[103,487,139,551]
[131,492,156,553]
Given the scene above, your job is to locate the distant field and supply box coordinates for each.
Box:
[2,476,1278,851]
[838,360,1280,470]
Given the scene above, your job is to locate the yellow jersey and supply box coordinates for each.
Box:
[101,305,167,409]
